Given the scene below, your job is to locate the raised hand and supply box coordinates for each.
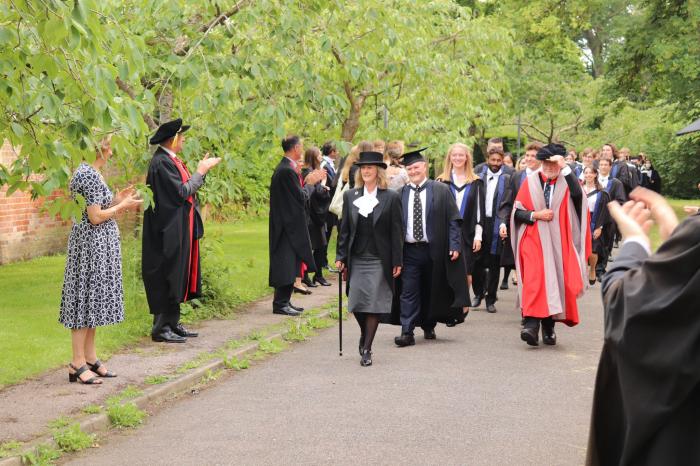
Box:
[629,187,678,242]
[196,152,222,175]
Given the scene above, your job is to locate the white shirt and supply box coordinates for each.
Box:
[159,145,177,159]
[598,175,610,189]
[584,186,598,213]
[484,168,503,218]
[452,172,482,242]
[406,178,429,243]
[322,156,336,172]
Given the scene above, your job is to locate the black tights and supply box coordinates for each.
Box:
[354,313,380,351]
[502,266,513,283]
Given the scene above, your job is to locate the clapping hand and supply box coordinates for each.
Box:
[115,185,136,203]
[629,187,678,242]
[196,152,222,175]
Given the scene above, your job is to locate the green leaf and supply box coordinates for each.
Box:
[10,122,24,137]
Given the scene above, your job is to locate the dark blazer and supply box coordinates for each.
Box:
[336,187,403,292]
[400,179,461,253]
[268,157,315,287]
[604,177,627,204]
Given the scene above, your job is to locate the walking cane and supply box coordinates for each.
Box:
[338,269,343,356]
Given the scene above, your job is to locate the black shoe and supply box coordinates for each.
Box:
[394,334,415,347]
[314,276,331,287]
[359,335,365,356]
[471,296,483,308]
[293,286,312,295]
[423,329,436,340]
[360,349,372,367]
[172,323,198,338]
[542,321,557,346]
[152,328,187,343]
[273,307,301,317]
[520,327,539,346]
[289,302,305,313]
[486,304,497,313]
[500,280,509,290]
[301,276,318,288]
[589,279,596,286]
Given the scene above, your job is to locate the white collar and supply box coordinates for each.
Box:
[363,185,378,198]
[409,178,428,189]
[159,145,177,159]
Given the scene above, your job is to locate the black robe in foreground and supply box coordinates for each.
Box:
[142,147,204,314]
[586,214,700,466]
[268,157,315,287]
[388,180,470,327]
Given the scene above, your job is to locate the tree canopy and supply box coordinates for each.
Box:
[1,0,698,214]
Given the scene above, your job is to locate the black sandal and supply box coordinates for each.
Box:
[68,363,102,384]
[87,359,117,378]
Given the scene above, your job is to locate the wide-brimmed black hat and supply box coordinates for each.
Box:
[149,118,190,145]
[355,151,387,169]
[401,147,428,166]
[536,143,567,161]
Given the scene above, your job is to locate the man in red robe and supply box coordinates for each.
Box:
[511,143,591,346]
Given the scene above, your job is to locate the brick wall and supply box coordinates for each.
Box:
[0,139,140,265]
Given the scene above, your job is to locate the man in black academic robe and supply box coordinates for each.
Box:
[392,149,470,347]
[587,188,700,466]
[142,119,221,343]
[471,147,511,313]
[268,135,324,316]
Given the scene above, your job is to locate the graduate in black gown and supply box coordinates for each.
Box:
[142,119,221,343]
[595,156,626,280]
[436,143,484,293]
[268,135,325,317]
[471,147,511,313]
[392,149,470,347]
[587,188,700,466]
[581,165,612,285]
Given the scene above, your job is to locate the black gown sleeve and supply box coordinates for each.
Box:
[155,157,205,203]
[390,193,404,267]
[335,191,352,264]
[564,171,583,221]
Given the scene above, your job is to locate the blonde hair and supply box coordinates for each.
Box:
[373,139,386,154]
[437,143,478,183]
[341,140,373,183]
[354,165,388,190]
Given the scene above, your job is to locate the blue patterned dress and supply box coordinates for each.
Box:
[59,163,124,329]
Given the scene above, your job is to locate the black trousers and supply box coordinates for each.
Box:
[523,316,555,332]
[273,284,293,311]
[399,243,436,335]
[152,303,181,335]
[312,249,326,278]
[472,252,501,305]
[322,213,338,268]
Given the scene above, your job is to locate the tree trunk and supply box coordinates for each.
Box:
[583,29,604,79]
[340,97,365,142]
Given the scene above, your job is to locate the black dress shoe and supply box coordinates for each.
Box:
[293,286,312,295]
[542,322,557,346]
[486,304,497,313]
[152,328,187,343]
[301,277,318,288]
[520,327,539,346]
[289,302,305,313]
[172,323,198,338]
[423,329,436,340]
[394,334,415,347]
[273,307,301,317]
[500,280,509,290]
[471,296,483,308]
[360,349,372,367]
[589,279,597,286]
[314,276,331,286]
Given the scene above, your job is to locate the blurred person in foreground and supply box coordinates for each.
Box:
[587,187,700,466]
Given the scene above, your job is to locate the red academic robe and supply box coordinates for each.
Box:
[511,172,591,326]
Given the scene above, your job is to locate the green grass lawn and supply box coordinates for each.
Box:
[648,199,698,250]
[0,216,336,388]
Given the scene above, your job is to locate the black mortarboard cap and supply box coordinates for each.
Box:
[149,118,190,145]
[536,143,567,161]
[401,147,428,166]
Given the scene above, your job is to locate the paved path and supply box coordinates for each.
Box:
[66,283,604,465]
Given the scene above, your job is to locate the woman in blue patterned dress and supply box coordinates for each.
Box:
[60,134,142,385]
